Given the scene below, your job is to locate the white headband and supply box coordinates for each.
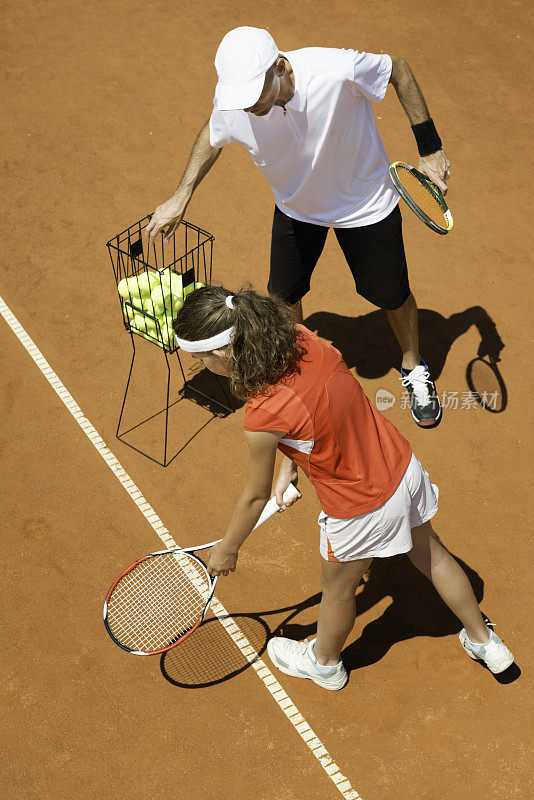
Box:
[174,326,235,353]
[226,295,234,309]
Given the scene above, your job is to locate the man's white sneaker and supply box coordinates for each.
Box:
[267,637,348,690]
[400,359,442,428]
[459,627,514,674]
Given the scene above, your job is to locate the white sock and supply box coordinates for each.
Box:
[467,627,491,646]
[311,642,341,672]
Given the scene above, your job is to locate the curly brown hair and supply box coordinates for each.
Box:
[172,286,305,400]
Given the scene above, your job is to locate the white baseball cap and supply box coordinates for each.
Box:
[214,27,279,111]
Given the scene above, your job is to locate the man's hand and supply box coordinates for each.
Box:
[273,459,301,511]
[145,122,222,247]
[418,150,451,195]
[207,541,238,577]
[145,193,189,246]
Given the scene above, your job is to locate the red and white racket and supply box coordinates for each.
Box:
[103,484,300,656]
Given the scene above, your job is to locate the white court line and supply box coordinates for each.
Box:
[0,294,362,800]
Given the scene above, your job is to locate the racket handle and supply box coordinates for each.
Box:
[183,484,300,553]
[252,483,300,530]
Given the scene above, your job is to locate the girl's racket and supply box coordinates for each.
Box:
[103,483,300,656]
[389,161,453,235]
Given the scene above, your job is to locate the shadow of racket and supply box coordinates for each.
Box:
[466,356,508,413]
[160,593,322,689]
[160,613,271,689]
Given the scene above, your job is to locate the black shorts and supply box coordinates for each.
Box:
[268,204,410,310]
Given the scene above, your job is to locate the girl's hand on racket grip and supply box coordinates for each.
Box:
[145,193,190,246]
[274,462,301,511]
[418,150,451,195]
[207,541,238,577]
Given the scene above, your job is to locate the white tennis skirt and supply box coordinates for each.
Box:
[318,453,439,562]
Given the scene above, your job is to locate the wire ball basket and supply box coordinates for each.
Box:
[107,215,214,353]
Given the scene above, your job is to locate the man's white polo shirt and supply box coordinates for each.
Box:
[209,47,399,228]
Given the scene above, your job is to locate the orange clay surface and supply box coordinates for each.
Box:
[1,2,532,799]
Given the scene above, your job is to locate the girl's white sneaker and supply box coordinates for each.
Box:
[458,627,514,674]
[267,636,348,690]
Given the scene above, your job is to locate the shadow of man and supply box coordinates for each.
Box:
[305,305,504,382]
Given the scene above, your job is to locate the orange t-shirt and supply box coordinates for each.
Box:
[244,326,412,518]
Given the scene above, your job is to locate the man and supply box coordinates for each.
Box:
[146,27,451,427]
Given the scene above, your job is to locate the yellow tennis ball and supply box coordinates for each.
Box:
[132,313,157,335]
[144,270,159,289]
[182,281,205,298]
[139,331,159,346]
[162,322,175,346]
[121,277,144,300]
[150,284,171,308]
[163,293,183,318]
[161,270,183,296]
[131,312,145,330]
[119,271,159,300]
[123,304,135,321]
[123,303,145,326]
[158,267,171,285]
[143,297,154,315]
[137,272,157,300]
[165,312,176,326]
[143,297,164,318]
[154,308,167,326]
[118,278,134,300]
[130,276,145,297]
[151,321,173,349]
[155,285,183,315]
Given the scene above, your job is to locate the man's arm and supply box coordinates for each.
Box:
[145,120,222,245]
[389,56,450,193]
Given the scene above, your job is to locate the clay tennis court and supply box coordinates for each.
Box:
[2,1,532,798]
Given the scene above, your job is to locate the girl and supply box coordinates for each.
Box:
[173,286,513,690]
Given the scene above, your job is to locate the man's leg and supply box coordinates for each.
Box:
[386,291,419,371]
[268,206,327,317]
[334,206,441,428]
[287,298,303,323]
[387,291,442,428]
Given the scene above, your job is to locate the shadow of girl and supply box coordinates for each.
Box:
[343,550,484,671]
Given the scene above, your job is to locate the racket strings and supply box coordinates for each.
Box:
[396,167,446,226]
[106,553,212,652]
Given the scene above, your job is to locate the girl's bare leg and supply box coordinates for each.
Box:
[408,521,489,643]
[314,557,373,665]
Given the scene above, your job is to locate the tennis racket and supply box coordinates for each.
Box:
[103,483,300,656]
[389,161,453,235]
